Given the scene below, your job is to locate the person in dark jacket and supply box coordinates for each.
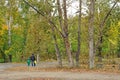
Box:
[30,54,36,66]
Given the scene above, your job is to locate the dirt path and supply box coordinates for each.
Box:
[0,62,120,80]
[0,71,120,80]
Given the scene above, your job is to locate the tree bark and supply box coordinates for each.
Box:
[57,0,64,32]
[57,0,74,67]
[88,0,95,69]
[51,27,62,67]
[76,0,82,67]
[63,0,74,67]
[7,0,12,62]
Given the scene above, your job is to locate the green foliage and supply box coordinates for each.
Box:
[0,0,120,62]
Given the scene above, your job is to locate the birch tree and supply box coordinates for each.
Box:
[6,0,13,62]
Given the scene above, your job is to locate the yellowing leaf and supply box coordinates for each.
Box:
[2,25,8,30]
[108,39,116,45]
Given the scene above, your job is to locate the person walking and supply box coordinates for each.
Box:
[30,54,36,66]
[27,57,31,66]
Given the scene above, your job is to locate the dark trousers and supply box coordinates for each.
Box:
[31,61,35,66]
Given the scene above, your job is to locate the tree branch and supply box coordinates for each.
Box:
[23,0,64,37]
[23,0,44,16]
[99,0,118,29]
[96,0,118,51]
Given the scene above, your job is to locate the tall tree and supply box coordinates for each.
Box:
[88,0,95,69]
[51,26,62,67]
[76,0,82,67]
[63,0,74,67]
[23,0,74,67]
[6,0,14,62]
[97,0,119,62]
[54,0,64,67]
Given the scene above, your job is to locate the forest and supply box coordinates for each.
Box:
[0,0,120,68]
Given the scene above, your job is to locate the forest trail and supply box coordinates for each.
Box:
[0,62,120,80]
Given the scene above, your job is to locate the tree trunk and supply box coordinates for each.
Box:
[63,37,74,67]
[97,0,118,62]
[57,0,64,32]
[76,0,82,67]
[88,0,95,69]
[51,27,62,67]
[8,16,12,62]
[98,36,103,62]
[63,0,74,67]
[23,0,74,67]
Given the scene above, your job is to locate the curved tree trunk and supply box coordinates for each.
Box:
[97,0,118,62]
[23,0,74,67]
[57,0,74,67]
[51,27,62,67]
[63,37,74,67]
[63,0,74,67]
